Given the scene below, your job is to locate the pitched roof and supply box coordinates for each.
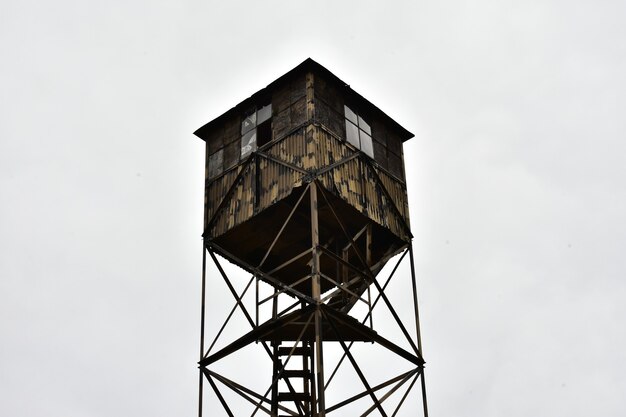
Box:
[194,58,414,142]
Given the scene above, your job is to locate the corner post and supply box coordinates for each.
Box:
[198,241,207,417]
[310,182,325,416]
[409,243,428,417]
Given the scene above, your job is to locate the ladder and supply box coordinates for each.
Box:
[271,341,315,417]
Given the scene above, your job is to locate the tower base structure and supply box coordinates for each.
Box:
[197,181,428,417]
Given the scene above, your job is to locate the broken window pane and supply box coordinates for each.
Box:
[345,120,360,148]
[241,129,257,157]
[241,112,256,134]
[358,116,371,135]
[344,105,358,125]
[257,119,272,147]
[208,149,224,179]
[257,104,272,124]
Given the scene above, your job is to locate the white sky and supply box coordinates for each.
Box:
[1,1,625,416]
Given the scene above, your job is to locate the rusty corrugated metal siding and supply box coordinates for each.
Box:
[374,167,410,228]
[205,124,410,241]
[209,162,255,238]
[258,158,303,211]
[316,129,352,168]
[266,129,307,167]
[316,140,410,241]
[205,166,242,229]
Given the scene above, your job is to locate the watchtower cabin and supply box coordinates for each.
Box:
[196,59,412,304]
[195,59,427,417]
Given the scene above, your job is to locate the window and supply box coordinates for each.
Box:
[241,104,272,158]
[344,105,374,158]
[206,103,272,180]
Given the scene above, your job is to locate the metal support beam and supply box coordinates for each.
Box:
[205,372,235,417]
[315,184,421,356]
[207,241,316,305]
[324,249,409,391]
[391,373,419,417]
[204,250,308,410]
[360,370,417,417]
[199,167,427,417]
[409,244,429,417]
[310,182,326,416]
[325,369,417,413]
[206,276,255,357]
[257,184,311,268]
[323,309,387,417]
[198,243,207,417]
[208,248,257,329]
[203,369,280,416]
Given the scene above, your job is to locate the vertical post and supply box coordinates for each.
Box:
[420,370,429,417]
[303,338,311,415]
[314,309,325,417]
[200,138,209,417]
[308,338,316,416]
[342,248,349,305]
[198,242,207,417]
[255,275,259,327]
[408,243,428,417]
[270,293,279,416]
[254,154,260,214]
[335,240,342,304]
[408,244,423,355]
[310,183,325,416]
[310,184,321,302]
[366,224,373,331]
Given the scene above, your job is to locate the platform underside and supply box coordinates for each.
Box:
[206,184,408,300]
[200,304,422,367]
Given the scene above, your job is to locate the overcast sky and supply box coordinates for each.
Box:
[2,1,625,416]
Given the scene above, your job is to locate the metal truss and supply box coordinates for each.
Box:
[198,180,428,417]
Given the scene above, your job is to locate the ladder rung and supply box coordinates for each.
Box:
[277,392,311,402]
[277,346,311,356]
[281,369,310,378]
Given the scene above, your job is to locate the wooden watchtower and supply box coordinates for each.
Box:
[195,59,428,417]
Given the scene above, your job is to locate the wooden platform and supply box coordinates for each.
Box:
[200,305,422,367]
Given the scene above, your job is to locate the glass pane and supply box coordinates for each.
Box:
[241,112,257,134]
[358,116,371,135]
[360,132,374,158]
[208,149,224,178]
[241,129,257,157]
[344,105,358,125]
[257,104,272,124]
[345,120,360,148]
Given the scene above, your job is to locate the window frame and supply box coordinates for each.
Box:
[344,105,374,158]
[241,103,272,158]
